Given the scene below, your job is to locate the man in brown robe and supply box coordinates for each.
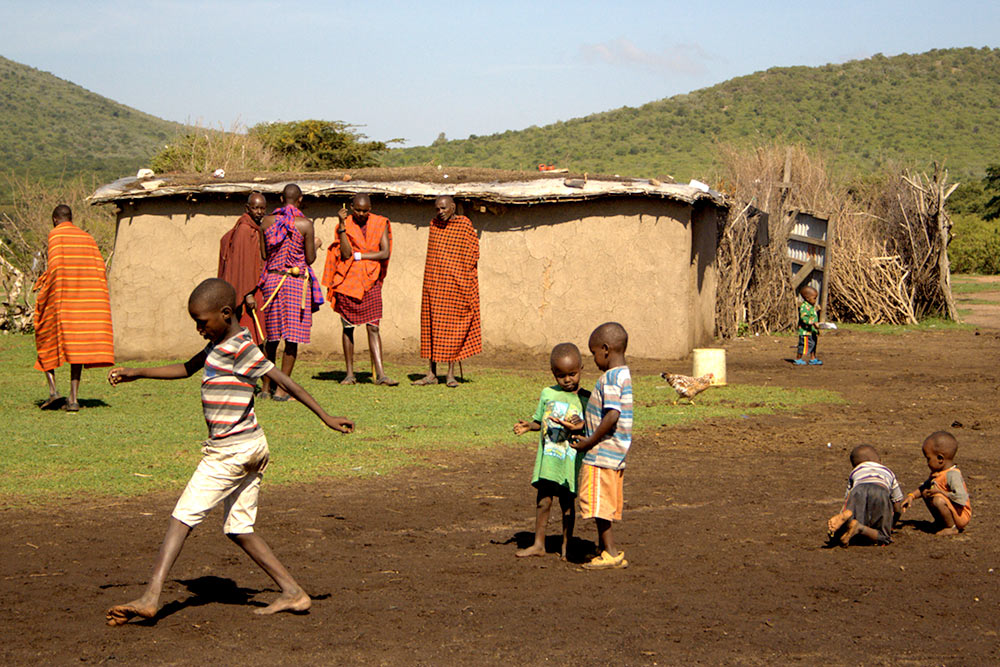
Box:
[218,192,267,344]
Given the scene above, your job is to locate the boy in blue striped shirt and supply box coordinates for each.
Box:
[105,278,353,626]
[558,322,633,570]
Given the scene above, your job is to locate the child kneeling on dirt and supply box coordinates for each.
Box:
[554,322,633,570]
[513,343,590,560]
[828,445,904,546]
[900,431,971,536]
[104,278,354,626]
[794,285,822,366]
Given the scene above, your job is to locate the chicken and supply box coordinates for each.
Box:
[660,372,715,405]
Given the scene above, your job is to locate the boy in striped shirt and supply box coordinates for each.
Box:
[559,322,633,570]
[828,445,904,546]
[105,278,353,626]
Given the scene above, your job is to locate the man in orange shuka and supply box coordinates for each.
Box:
[33,204,115,412]
[322,194,397,386]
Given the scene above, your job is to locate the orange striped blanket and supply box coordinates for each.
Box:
[33,222,114,371]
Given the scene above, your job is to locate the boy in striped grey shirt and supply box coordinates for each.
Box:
[105,278,353,626]
[557,322,633,570]
[828,445,904,546]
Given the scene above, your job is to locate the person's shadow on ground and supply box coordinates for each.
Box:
[896,518,941,534]
[34,397,109,409]
[493,531,597,564]
[114,576,329,625]
[313,370,374,384]
[404,373,471,386]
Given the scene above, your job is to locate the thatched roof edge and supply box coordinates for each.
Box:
[88,175,727,208]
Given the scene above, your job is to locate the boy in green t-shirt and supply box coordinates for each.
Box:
[513,343,590,560]
[795,285,823,366]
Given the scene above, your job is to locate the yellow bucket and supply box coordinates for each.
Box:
[692,348,727,385]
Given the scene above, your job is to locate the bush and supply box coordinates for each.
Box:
[249,120,395,170]
[949,212,1000,274]
[150,120,397,174]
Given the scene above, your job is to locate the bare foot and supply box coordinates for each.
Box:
[934,526,960,536]
[515,544,546,558]
[839,519,862,547]
[254,588,311,615]
[106,598,158,626]
[827,509,853,537]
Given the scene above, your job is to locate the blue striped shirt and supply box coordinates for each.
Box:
[846,461,904,503]
[582,366,633,470]
[201,329,274,444]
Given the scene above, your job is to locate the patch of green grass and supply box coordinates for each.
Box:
[0,335,839,506]
[955,298,998,305]
[837,317,974,335]
[950,278,1000,295]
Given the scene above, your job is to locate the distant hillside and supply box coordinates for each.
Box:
[386,47,1000,181]
[0,55,183,187]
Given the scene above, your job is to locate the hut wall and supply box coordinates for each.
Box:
[109,197,718,360]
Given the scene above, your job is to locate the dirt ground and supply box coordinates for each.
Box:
[2,321,999,665]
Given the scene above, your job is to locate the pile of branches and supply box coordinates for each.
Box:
[713,144,959,337]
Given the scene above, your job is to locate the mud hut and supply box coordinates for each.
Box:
[89,167,727,360]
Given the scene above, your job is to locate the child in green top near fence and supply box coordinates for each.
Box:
[513,343,590,560]
[795,285,823,365]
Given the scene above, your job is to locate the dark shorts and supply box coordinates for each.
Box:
[845,483,895,544]
[797,332,818,356]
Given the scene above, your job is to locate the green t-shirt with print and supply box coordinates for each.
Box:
[530,385,589,493]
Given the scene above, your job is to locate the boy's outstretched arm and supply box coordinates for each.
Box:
[108,352,207,385]
[513,419,541,435]
[265,367,354,433]
[569,409,619,451]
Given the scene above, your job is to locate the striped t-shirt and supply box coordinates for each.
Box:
[201,329,274,443]
[582,366,633,470]
[846,461,904,503]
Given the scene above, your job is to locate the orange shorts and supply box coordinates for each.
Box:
[578,463,624,521]
[946,499,972,530]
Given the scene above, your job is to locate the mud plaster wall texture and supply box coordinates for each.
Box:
[108,197,719,360]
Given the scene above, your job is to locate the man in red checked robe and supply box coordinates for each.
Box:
[217,192,267,344]
[412,195,481,388]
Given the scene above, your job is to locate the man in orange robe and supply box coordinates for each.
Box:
[33,205,114,411]
[218,192,267,344]
[321,194,397,386]
[412,195,481,388]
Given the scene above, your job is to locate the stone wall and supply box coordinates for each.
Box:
[108,196,719,360]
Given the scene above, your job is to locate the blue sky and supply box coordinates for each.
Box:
[1,0,997,146]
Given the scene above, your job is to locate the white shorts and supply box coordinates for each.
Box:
[172,432,269,534]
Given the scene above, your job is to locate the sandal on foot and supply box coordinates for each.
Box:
[411,376,438,386]
[40,394,65,410]
[340,376,357,385]
[793,359,807,366]
[64,401,80,413]
[375,376,399,386]
[271,393,295,402]
[809,359,823,365]
[582,550,628,570]
[445,379,460,388]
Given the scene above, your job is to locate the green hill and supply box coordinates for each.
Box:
[0,55,183,187]
[386,47,1000,181]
